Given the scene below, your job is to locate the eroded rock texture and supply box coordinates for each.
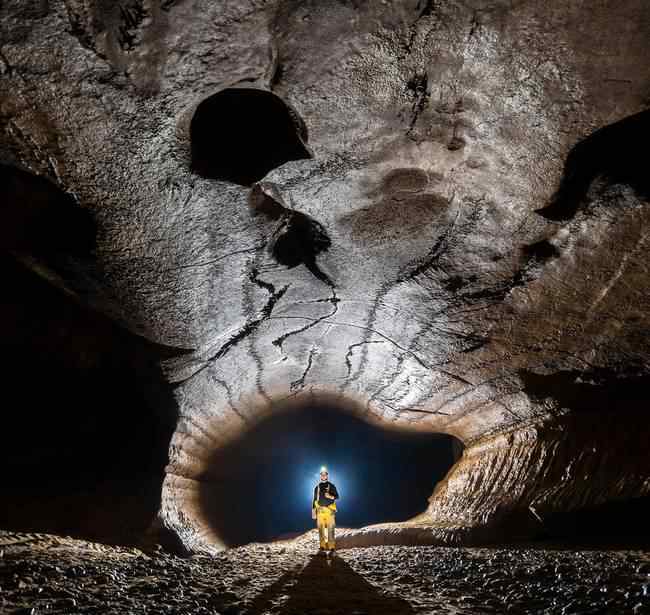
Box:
[1,0,649,551]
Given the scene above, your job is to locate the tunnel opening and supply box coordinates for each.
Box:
[190,88,311,186]
[0,255,179,546]
[197,400,461,547]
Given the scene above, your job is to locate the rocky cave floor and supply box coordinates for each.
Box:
[1,531,649,615]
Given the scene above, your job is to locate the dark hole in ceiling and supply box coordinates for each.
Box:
[522,239,560,262]
[536,110,650,221]
[249,184,334,285]
[270,211,334,286]
[270,211,331,269]
[190,88,311,186]
[198,402,461,547]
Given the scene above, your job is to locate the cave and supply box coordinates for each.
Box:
[197,399,460,547]
[1,1,650,613]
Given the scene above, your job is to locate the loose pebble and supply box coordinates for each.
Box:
[0,530,648,614]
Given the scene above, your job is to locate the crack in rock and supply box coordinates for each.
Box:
[346,211,459,391]
[344,340,385,380]
[175,267,289,385]
[406,71,430,136]
[272,287,340,353]
[160,245,264,273]
[290,346,317,391]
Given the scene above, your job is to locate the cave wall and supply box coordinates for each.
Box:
[1,0,649,551]
[425,409,650,538]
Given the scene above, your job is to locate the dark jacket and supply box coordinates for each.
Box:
[313,481,339,509]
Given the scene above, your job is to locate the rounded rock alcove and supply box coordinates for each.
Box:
[161,393,462,552]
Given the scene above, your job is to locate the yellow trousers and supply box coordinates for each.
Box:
[316,505,336,549]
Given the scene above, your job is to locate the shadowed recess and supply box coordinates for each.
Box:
[190,88,311,186]
[198,401,460,547]
[537,110,650,221]
[519,368,650,414]
[0,256,178,545]
[0,163,96,258]
[249,183,334,285]
[270,211,333,286]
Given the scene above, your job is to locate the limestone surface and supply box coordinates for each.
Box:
[1,0,649,551]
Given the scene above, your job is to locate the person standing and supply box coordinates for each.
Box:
[312,467,339,554]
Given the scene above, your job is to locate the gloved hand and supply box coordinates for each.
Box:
[312,508,317,520]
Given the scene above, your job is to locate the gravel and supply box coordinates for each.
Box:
[1,531,648,614]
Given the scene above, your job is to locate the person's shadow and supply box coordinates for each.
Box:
[245,553,416,614]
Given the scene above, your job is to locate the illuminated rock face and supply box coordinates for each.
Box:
[1,1,649,551]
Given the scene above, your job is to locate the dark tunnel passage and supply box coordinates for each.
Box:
[0,256,179,545]
[1,163,98,299]
[0,164,180,545]
[198,402,462,547]
[190,88,311,185]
